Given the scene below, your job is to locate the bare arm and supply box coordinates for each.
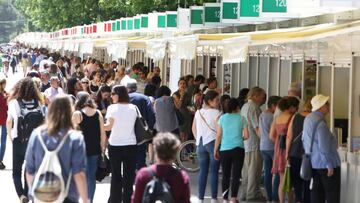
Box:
[98,112,107,153]
[192,117,197,140]
[243,126,249,141]
[72,111,82,125]
[104,117,114,132]
[269,119,277,142]
[6,116,12,141]
[74,171,90,203]
[285,116,295,160]
[214,125,222,161]
[25,172,34,189]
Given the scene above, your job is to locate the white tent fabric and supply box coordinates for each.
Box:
[222,36,251,64]
[169,35,198,60]
[145,39,167,62]
[107,40,128,60]
[79,41,94,56]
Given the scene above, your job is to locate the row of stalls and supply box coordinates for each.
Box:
[13,4,360,202]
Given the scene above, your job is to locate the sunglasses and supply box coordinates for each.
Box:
[82,82,89,84]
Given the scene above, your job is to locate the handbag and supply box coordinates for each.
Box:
[283,166,292,192]
[134,106,154,145]
[96,153,111,182]
[300,120,321,181]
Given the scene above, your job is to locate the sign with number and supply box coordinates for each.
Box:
[157,14,166,28]
[240,0,260,17]
[141,15,148,29]
[204,3,221,25]
[262,0,287,13]
[222,0,239,23]
[167,12,177,28]
[190,6,204,27]
[121,19,127,30]
[127,18,133,30]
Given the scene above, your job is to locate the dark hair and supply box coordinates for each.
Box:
[153,132,180,162]
[144,84,157,97]
[204,90,219,105]
[156,86,171,98]
[45,96,74,136]
[96,85,111,104]
[184,75,194,82]
[207,77,217,85]
[75,91,97,110]
[16,77,41,101]
[178,77,186,86]
[220,94,231,112]
[195,75,206,83]
[112,85,129,103]
[238,88,250,109]
[226,98,239,113]
[278,96,300,111]
[151,76,162,86]
[267,96,282,108]
[67,77,79,97]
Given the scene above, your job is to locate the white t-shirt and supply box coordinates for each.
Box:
[106,103,138,146]
[7,99,42,139]
[194,108,221,146]
[44,87,64,102]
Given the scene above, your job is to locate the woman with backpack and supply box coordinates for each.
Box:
[25,96,89,203]
[131,132,191,203]
[72,92,107,202]
[6,78,44,203]
[270,96,299,203]
[104,85,138,203]
[285,99,312,203]
[192,90,221,203]
[214,98,248,203]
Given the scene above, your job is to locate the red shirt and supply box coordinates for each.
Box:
[131,164,191,203]
[0,93,8,125]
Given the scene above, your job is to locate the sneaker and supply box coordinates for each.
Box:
[19,195,28,203]
[0,161,5,170]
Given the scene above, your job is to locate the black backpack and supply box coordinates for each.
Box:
[141,168,175,203]
[17,99,44,143]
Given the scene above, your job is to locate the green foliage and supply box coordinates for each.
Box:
[0,1,26,43]
[14,0,216,32]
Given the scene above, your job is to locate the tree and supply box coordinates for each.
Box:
[14,0,216,32]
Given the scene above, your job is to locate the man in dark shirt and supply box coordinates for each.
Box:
[40,70,51,92]
[127,80,155,170]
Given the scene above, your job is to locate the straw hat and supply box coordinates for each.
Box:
[311,94,329,112]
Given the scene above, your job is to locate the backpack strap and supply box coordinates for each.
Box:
[54,130,72,153]
[36,129,72,153]
[309,119,322,154]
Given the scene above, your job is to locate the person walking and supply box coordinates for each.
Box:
[270,97,299,203]
[104,85,138,203]
[259,96,281,203]
[302,95,341,203]
[6,78,44,203]
[0,77,7,169]
[72,92,107,202]
[215,98,248,203]
[240,87,267,201]
[131,133,191,203]
[25,96,89,203]
[127,80,155,170]
[192,90,221,203]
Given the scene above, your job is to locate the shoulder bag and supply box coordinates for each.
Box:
[134,106,154,145]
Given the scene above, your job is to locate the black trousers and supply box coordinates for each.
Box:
[108,145,137,203]
[220,147,245,199]
[12,138,28,197]
[290,157,310,203]
[311,167,341,203]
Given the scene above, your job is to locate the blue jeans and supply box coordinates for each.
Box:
[197,138,220,199]
[86,155,99,202]
[0,125,6,161]
[261,150,279,201]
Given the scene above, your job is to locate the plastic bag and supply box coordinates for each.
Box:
[283,166,292,192]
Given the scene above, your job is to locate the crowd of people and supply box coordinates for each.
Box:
[0,47,341,203]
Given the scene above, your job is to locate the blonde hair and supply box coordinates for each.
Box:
[303,98,312,112]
